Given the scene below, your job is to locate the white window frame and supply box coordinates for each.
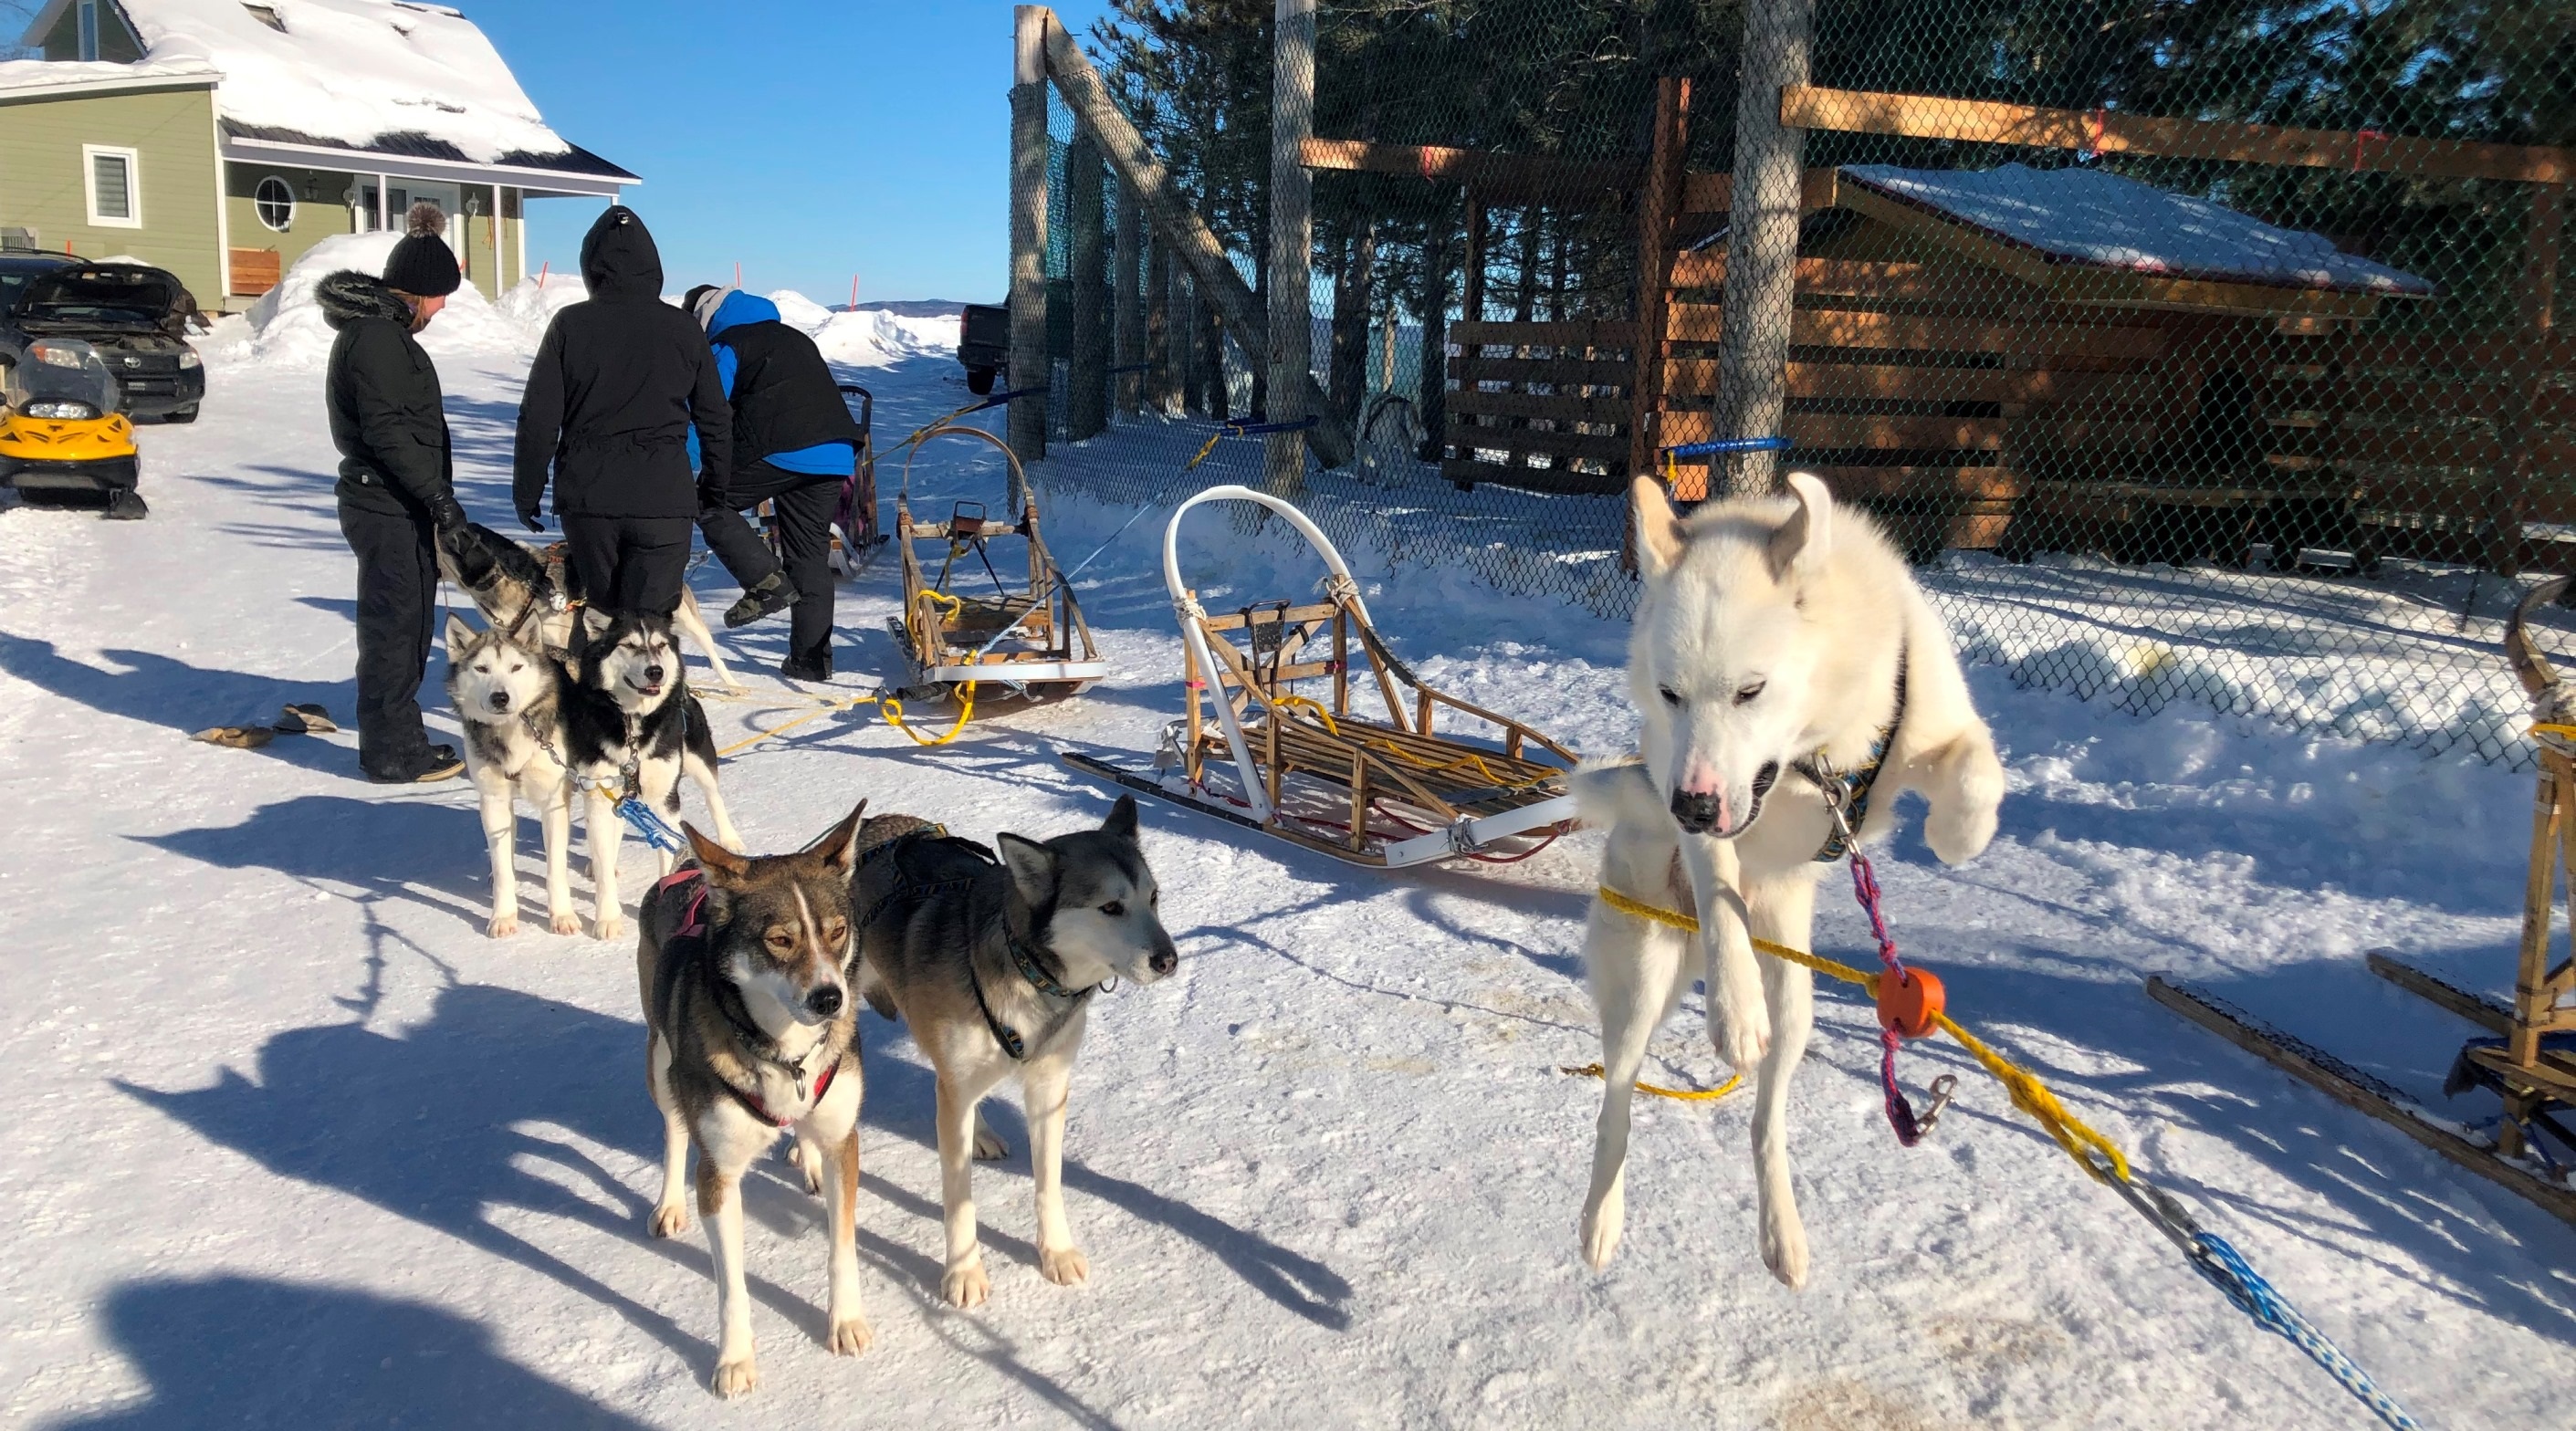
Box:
[84,144,142,229]
[253,173,295,233]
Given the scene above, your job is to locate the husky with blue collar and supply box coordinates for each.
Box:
[565,606,744,939]
[849,795,1179,1309]
[1576,472,2005,1289]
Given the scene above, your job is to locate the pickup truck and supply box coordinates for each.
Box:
[957,302,1007,395]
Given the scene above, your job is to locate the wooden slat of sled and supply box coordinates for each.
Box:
[1784,83,2576,184]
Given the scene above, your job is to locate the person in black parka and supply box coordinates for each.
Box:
[512,206,730,615]
[320,203,470,784]
[681,284,866,683]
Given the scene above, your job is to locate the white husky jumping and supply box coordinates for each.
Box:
[1577,472,2005,1288]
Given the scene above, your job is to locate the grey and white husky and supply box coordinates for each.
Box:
[567,607,744,940]
[639,807,870,1398]
[850,795,1178,1308]
[442,613,580,939]
[437,520,738,688]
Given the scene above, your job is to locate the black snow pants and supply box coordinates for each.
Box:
[560,514,694,616]
[337,498,440,776]
[696,459,840,669]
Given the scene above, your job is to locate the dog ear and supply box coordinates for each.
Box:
[1101,792,1139,841]
[809,801,867,874]
[1768,472,1833,580]
[580,606,613,642]
[685,822,752,883]
[994,832,1057,909]
[442,611,476,653]
[1629,475,1685,579]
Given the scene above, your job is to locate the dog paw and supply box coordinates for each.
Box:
[549,910,581,936]
[1761,1216,1810,1290]
[594,912,624,942]
[972,1123,1010,1162]
[1579,1186,1626,1271]
[709,1353,759,1398]
[1709,1000,1773,1073]
[1039,1246,1090,1287]
[649,1203,689,1238]
[827,1313,874,1356]
[786,1143,822,1196]
[941,1259,990,1309]
[487,913,520,939]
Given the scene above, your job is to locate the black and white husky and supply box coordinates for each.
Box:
[442,613,580,939]
[438,521,738,689]
[567,607,744,940]
[850,796,1178,1308]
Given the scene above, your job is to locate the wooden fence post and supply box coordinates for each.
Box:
[1266,0,1318,494]
[1068,132,1110,440]
[1712,0,1813,496]
[2490,183,2562,577]
[1009,5,1051,464]
[1415,204,1450,461]
[1629,78,1690,493]
[1147,228,1174,414]
[1116,178,1145,415]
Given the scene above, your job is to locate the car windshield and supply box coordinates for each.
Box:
[18,269,174,325]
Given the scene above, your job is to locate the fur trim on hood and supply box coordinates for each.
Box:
[317,270,414,330]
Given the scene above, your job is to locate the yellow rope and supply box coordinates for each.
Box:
[1183,429,1226,472]
[1560,1062,1743,1103]
[1594,883,2131,1186]
[883,682,977,747]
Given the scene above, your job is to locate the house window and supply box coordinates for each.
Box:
[254,175,295,232]
[77,0,99,60]
[84,145,141,228]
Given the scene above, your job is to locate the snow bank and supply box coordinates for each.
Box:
[1841,162,2434,295]
[116,0,571,162]
[761,289,958,367]
[202,232,559,369]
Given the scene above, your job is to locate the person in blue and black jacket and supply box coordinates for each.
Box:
[682,285,865,684]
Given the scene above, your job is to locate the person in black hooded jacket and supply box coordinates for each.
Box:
[511,206,730,615]
[320,203,470,784]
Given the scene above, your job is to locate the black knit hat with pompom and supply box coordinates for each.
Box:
[382,202,461,298]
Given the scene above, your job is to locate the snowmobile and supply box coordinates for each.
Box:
[0,337,144,519]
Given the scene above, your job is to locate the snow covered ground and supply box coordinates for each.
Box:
[2,277,2571,1428]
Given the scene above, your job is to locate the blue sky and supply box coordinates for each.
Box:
[480,1,1114,304]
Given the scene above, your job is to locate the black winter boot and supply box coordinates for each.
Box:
[723,571,801,628]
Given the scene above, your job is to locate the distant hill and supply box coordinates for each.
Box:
[832,299,978,317]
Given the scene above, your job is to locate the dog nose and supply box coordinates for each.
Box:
[806,985,844,1018]
[1670,788,1722,834]
[644,663,666,684]
[1149,947,1177,977]
[487,691,510,712]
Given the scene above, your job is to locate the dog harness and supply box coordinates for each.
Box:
[1791,643,1908,862]
[854,830,1097,1061]
[657,867,845,1128]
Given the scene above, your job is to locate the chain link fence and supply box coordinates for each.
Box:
[1018,1,2576,767]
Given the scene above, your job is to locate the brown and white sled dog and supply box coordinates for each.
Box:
[567,608,744,940]
[443,613,581,938]
[639,807,869,1398]
[850,796,1178,1309]
[437,520,739,689]
[1577,473,2005,1287]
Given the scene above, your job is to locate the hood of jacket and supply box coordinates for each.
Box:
[580,205,664,300]
[317,270,413,330]
[704,288,781,339]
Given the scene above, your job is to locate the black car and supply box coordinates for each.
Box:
[0,251,77,314]
[3,264,204,423]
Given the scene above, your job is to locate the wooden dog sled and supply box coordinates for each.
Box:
[1063,485,1576,868]
[888,423,1105,696]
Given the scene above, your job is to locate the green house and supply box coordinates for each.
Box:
[0,0,636,310]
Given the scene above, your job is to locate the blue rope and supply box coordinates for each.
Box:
[968,384,1050,413]
[1661,435,1792,458]
[2190,1232,2423,1431]
[613,797,690,856]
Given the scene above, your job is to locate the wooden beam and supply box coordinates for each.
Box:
[1008,6,1051,463]
[1041,12,1351,466]
[1632,77,1690,482]
[1677,167,1838,215]
[2147,975,2576,1227]
[1299,137,1640,204]
[1452,319,1636,350]
[1784,82,2576,184]
[2367,951,2513,1036]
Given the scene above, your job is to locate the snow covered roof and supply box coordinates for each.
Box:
[1838,162,2432,297]
[0,56,218,97]
[16,0,632,181]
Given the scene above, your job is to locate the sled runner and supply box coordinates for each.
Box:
[886,423,1105,696]
[2152,576,2576,1227]
[1063,485,1577,868]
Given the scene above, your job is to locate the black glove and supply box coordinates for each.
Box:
[428,495,469,535]
[518,507,545,532]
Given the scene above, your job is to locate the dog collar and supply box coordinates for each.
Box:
[1008,935,1089,1001]
[1793,643,1908,862]
[723,1055,842,1129]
